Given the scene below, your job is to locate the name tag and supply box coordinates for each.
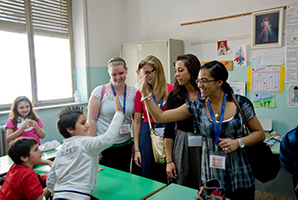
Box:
[120,124,130,134]
[188,133,202,147]
[154,127,164,137]
[209,155,226,169]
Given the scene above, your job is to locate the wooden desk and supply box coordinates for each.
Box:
[91,165,167,200]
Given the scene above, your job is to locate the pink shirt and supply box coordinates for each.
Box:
[5,118,43,145]
[134,83,174,123]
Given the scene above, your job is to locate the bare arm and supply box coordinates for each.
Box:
[138,69,191,123]
[133,112,142,167]
[165,138,177,179]
[37,187,51,200]
[219,116,265,152]
[38,159,53,167]
[87,94,101,136]
[30,120,45,139]
[6,121,30,142]
[243,116,266,146]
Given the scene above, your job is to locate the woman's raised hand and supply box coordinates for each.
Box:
[115,95,123,112]
[138,68,150,96]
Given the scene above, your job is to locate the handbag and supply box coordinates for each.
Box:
[196,178,226,200]
[146,108,165,164]
[232,94,280,183]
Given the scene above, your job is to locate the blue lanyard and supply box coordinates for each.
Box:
[186,90,201,133]
[206,93,227,152]
[152,93,164,109]
[110,82,126,114]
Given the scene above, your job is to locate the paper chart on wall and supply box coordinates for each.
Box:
[285,4,298,82]
[247,66,285,92]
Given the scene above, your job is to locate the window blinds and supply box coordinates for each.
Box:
[0,0,70,37]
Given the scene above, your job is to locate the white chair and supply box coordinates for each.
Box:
[259,118,273,133]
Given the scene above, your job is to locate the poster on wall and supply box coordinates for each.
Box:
[286,4,298,82]
[253,92,275,108]
[217,41,232,56]
[287,83,298,107]
[247,66,285,93]
[229,82,246,96]
[233,46,246,66]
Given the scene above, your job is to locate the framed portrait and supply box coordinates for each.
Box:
[251,8,283,49]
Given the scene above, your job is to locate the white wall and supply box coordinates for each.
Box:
[86,0,298,62]
[81,0,298,134]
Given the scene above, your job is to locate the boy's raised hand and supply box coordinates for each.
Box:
[115,95,123,113]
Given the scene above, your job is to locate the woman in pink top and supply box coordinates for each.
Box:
[133,55,174,183]
[5,96,45,145]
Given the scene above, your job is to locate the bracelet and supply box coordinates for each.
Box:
[134,149,140,152]
[140,93,152,102]
[166,161,173,164]
[37,130,44,136]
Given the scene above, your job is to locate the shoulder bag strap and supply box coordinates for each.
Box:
[231,94,249,136]
[145,105,153,130]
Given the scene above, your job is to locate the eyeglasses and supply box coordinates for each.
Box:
[145,68,156,76]
[195,79,216,85]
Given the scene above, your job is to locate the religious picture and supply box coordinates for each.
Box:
[217,41,232,56]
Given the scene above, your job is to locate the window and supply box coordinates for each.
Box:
[0,0,73,108]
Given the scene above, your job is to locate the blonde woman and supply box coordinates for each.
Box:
[88,57,137,172]
[133,55,174,183]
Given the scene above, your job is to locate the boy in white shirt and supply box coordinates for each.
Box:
[47,97,124,199]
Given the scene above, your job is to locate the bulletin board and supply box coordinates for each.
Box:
[247,66,285,92]
[202,60,233,71]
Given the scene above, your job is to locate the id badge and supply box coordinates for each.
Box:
[188,133,202,147]
[154,127,164,137]
[209,151,226,170]
[120,124,130,134]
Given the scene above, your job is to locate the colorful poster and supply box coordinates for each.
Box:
[253,92,275,108]
[287,83,298,107]
[233,45,246,66]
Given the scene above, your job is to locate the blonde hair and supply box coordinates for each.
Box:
[137,55,168,101]
[108,57,127,70]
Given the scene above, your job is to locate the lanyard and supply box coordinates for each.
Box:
[152,93,164,109]
[110,82,126,114]
[186,90,201,133]
[206,93,227,152]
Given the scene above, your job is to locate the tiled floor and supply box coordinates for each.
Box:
[255,190,296,200]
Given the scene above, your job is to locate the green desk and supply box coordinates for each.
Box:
[271,141,280,154]
[147,183,232,200]
[147,183,197,200]
[91,165,166,200]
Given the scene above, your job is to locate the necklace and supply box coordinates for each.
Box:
[210,104,219,118]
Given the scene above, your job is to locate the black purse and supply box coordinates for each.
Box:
[232,94,281,183]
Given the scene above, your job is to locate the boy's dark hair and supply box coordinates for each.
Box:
[8,137,38,164]
[57,106,84,138]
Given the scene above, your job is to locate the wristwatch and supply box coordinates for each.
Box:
[237,138,245,148]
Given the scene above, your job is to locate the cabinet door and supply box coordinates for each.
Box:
[121,43,142,87]
[141,41,169,83]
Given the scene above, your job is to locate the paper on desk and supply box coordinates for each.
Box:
[39,140,61,151]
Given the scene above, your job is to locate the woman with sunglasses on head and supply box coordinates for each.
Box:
[138,60,265,199]
[133,55,174,183]
[164,54,202,189]
[87,57,137,172]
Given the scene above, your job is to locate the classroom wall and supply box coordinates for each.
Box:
[83,0,298,135]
